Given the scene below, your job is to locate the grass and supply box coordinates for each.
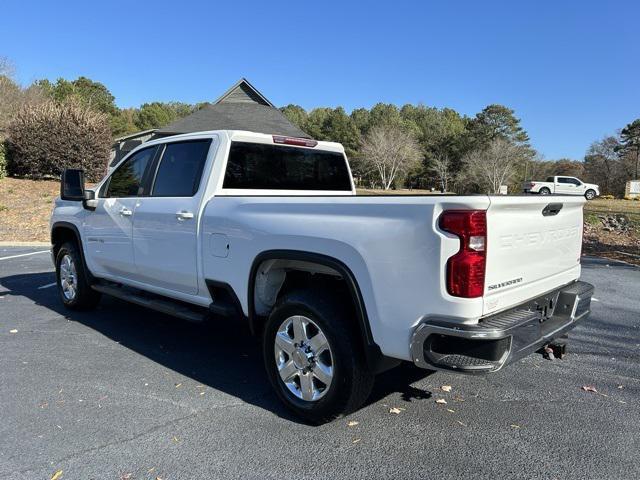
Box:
[0,177,59,242]
[584,198,640,217]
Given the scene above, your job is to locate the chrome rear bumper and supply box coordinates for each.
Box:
[410,281,594,374]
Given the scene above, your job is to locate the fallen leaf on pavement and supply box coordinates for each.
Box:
[456,420,467,427]
[50,471,63,480]
[389,407,403,414]
[435,398,447,405]
[172,436,179,443]
[582,385,598,393]
[510,424,521,429]
[441,385,452,392]
[352,438,361,444]
[175,383,182,388]
[119,474,132,480]
[9,329,18,334]
[348,421,359,427]
[446,409,455,413]
[617,385,624,389]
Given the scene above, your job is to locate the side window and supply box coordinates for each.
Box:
[557,177,569,184]
[570,178,582,186]
[151,140,211,197]
[105,147,156,198]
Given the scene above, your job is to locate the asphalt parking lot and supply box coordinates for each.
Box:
[0,246,638,480]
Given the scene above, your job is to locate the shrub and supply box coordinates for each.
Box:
[6,100,111,181]
[0,142,6,179]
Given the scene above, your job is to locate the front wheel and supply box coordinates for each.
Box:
[55,242,101,310]
[539,187,551,195]
[263,289,374,423]
[585,189,596,200]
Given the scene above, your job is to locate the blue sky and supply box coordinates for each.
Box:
[3,0,638,159]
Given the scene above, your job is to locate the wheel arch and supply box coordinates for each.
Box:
[248,250,386,371]
[51,221,95,283]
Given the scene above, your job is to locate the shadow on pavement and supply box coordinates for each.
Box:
[0,271,435,425]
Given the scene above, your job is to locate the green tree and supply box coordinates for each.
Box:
[616,119,640,179]
[469,104,530,148]
[134,102,179,130]
[280,104,308,130]
[36,77,117,116]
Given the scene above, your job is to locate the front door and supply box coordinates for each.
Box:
[132,139,213,295]
[83,146,157,278]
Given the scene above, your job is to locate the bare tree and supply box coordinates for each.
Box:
[460,138,528,194]
[0,58,44,136]
[358,124,422,190]
[429,153,453,192]
[0,56,15,78]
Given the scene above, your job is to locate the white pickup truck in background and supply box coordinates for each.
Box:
[523,176,600,200]
[51,130,594,423]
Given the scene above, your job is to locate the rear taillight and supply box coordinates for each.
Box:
[439,210,487,298]
[272,135,318,147]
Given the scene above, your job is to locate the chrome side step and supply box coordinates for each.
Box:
[91,283,208,323]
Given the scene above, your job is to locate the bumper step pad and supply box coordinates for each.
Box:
[410,281,594,374]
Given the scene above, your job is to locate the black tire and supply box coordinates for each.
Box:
[539,187,551,195]
[55,241,101,310]
[585,189,596,200]
[262,289,374,424]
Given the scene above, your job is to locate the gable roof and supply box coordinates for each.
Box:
[155,102,309,138]
[213,78,274,107]
[155,78,310,138]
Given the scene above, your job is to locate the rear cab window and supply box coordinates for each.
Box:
[223,141,352,192]
[151,140,212,197]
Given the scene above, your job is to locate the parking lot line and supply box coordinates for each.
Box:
[37,282,57,290]
[0,250,49,261]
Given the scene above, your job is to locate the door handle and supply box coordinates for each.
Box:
[119,207,133,217]
[176,210,194,220]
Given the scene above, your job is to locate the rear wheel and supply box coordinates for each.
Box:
[55,242,101,310]
[585,189,596,200]
[263,289,374,423]
[539,187,551,195]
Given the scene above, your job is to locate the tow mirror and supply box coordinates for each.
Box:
[61,169,85,201]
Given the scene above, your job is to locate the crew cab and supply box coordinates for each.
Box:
[51,130,594,422]
[523,176,600,200]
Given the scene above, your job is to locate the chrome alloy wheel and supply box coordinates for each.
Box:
[274,315,334,402]
[59,254,78,301]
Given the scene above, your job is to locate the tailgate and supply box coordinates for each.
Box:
[483,195,585,316]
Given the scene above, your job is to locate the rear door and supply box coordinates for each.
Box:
[84,146,157,277]
[132,138,214,295]
[482,195,584,315]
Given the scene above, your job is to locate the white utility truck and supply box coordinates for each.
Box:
[523,176,600,200]
[51,130,594,422]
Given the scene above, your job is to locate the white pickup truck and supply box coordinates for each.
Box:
[51,130,594,422]
[523,176,600,200]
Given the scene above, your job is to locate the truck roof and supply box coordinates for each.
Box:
[141,130,346,154]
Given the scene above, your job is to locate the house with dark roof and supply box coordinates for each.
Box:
[154,78,308,139]
[110,78,309,164]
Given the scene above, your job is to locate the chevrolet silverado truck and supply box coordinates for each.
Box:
[51,130,594,422]
[523,176,600,200]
